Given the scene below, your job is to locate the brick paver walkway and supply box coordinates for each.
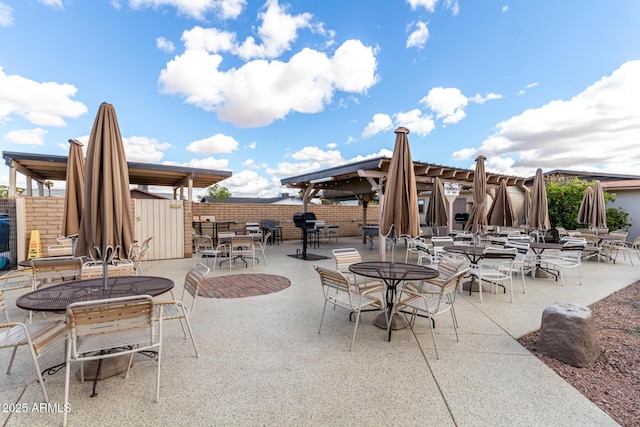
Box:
[199,274,291,298]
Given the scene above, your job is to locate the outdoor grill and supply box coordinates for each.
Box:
[293,212,317,259]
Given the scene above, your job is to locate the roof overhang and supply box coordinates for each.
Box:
[3,151,231,189]
[281,156,527,200]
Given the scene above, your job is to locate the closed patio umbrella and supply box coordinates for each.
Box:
[464,155,488,235]
[62,139,84,255]
[529,168,550,240]
[577,186,594,226]
[425,177,448,228]
[591,180,607,232]
[522,187,531,227]
[76,103,134,289]
[487,180,516,227]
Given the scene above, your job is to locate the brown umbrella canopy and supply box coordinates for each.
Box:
[522,187,531,226]
[76,103,134,273]
[425,177,448,227]
[487,180,516,227]
[464,155,488,234]
[577,185,594,225]
[529,168,550,232]
[591,180,607,229]
[380,127,420,239]
[62,139,84,237]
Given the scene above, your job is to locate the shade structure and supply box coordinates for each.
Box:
[591,180,607,230]
[62,139,84,238]
[487,180,516,227]
[528,168,550,234]
[76,103,134,288]
[425,177,448,227]
[522,187,531,226]
[577,186,594,225]
[464,155,488,235]
[379,127,420,260]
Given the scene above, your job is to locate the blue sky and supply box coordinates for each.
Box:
[1,0,639,199]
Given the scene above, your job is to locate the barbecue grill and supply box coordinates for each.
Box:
[293,212,317,259]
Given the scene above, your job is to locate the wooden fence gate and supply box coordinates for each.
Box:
[134,199,184,260]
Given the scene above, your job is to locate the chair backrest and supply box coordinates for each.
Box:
[431,236,454,246]
[436,256,467,280]
[504,241,530,259]
[218,231,236,239]
[66,295,157,357]
[482,246,517,260]
[440,268,472,296]
[314,265,353,301]
[561,237,586,251]
[332,248,362,274]
[80,261,135,279]
[182,263,210,312]
[0,290,9,322]
[230,235,254,253]
[32,257,84,288]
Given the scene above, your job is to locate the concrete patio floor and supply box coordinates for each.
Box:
[2,236,637,426]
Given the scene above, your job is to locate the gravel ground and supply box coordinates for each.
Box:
[518,281,640,427]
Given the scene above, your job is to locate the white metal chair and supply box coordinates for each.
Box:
[605,232,633,266]
[313,265,383,351]
[253,231,271,265]
[1,290,67,403]
[0,270,32,293]
[393,267,470,359]
[332,248,382,290]
[471,247,517,303]
[228,235,255,270]
[504,240,533,295]
[63,295,162,426]
[539,238,586,286]
[155,263,209,357]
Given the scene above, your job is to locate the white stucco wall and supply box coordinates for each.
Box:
[607,189,640,241]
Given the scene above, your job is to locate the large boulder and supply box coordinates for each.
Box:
[537,302,600,367]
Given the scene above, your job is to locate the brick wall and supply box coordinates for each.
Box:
[21,197,379,259]
[192,202,379,241]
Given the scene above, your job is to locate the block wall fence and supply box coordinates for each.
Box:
[21,197,379,259]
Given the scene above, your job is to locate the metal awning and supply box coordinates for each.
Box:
[3,151,232,197]
[281,156,527,200]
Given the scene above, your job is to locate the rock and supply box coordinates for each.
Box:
[537,302,600,367]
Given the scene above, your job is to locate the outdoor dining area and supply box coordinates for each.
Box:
[2,121,638,426]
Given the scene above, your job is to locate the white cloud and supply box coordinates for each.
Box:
[39,0,64,9]
[159,39,377,127]
[394,109,435,136]
[0,3,14,26]
[518,81,539,95]
[246,141,257,149]
[291,146,344,164]
[406,21,429,49]
[502,5,509,13]
[0,67,88,127]
[123,136,172,162]
[362,113,393,138]
[420,87,501,124]
[420,87,468,123]
[235,0,312,60]
[453,60,640,176]
[186,133,239,154]
[218,169,274,197]
[407,0,437,12]
[4,128,47,145]
[128,0,246,20]
[182,26,236,53]
[326,142,337,149]
[444,0,459,15]
[156,37,175,53]
[164,156,230,170]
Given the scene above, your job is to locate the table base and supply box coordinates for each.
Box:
[373,312,408,331]
[461,279,487,293]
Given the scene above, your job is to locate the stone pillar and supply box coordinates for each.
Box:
[537,302,600,367]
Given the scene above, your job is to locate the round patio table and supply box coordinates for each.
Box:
[348,261,438,341]
[16,275,174,312]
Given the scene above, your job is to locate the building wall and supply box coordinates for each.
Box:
[20,197,379,260]
[607,189,640,240]
[192,202,379,242]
